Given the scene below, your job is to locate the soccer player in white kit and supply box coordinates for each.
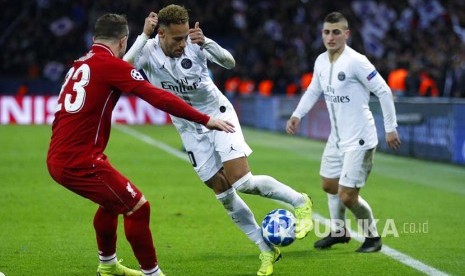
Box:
[287,12,401,253]
[124,5,313,275]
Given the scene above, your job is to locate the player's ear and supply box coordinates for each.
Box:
[345,29,351,38]
[158,27,164,38]
[118,35,128,53]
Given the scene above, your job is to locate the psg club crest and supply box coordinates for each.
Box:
[338,71,346,81]
[181,58,193,69]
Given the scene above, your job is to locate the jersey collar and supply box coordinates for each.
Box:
[92,43,115,57]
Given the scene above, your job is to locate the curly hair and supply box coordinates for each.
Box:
[158,4,189,26]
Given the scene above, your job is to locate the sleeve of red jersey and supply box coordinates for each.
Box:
[108,59,210,125]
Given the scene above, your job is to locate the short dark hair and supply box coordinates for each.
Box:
[158,4,189,27]
[324,12,349,29]
[94,13,129,40]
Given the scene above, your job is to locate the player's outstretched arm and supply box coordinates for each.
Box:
[131,81,235,132]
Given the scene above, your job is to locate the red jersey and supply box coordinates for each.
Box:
[47,44,209,168]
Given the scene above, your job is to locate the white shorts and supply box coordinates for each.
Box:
[320,142,375,188]
[179,111,252,182]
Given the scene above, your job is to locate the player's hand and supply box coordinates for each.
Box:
[143,12,158,37]
[189,22,205,46]
[386,130,401,150]
[206,117,235,133]
[286,116,301,135]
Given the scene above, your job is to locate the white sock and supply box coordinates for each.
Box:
[233,172,306,207]
[349,196,379,237]
[327,193,346,232]
[142,265,163,276]
[216,188,272,252]
[99,253,117,264]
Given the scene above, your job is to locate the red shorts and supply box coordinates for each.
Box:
[47,155,143,214]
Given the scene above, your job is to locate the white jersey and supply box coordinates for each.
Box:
[292,45,397,152]
[133,36,232,133]
[125,34,252,181]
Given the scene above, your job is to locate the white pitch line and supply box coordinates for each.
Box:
[115,124,189,162]
[114,124,450,276]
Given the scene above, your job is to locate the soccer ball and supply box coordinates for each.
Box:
[261,208,296,247]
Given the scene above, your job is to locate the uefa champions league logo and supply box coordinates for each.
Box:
[131,69,144,81]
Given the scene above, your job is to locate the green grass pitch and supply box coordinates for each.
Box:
[0,124,464,275]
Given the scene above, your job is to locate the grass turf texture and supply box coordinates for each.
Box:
[0,124,463,275]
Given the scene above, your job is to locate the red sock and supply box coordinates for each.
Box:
[124,201,157,270]
[94,207,118,257]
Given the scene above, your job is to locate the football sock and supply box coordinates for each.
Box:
[349,196,379,237]
[216,188,272,252]
[98,253,117,265]
[233,172,306,207]
[142,265,163,276]
[94,207,118,258]
[124,201,158,270]
[327,193,347,232]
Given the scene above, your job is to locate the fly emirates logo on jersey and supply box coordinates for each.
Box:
[160,77,200,93]
[324,85,350,103]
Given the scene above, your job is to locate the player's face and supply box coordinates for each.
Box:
[159,23,189,58]
[322,22,349,54]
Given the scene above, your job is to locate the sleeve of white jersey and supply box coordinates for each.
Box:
[201,37,235,69]
[291,66,322,119]
[123,33,149,67]
[355,56,398,133]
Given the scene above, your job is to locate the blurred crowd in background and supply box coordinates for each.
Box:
[1,0,465,98]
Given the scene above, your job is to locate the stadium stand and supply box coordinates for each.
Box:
[1,0,465,98]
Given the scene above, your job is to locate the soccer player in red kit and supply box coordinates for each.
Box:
[46,13,234,276]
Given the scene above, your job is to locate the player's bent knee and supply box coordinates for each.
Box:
[322,185,336,194]
[205,173,232,194]
[321,178,339,194]
[338,192,357,208]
